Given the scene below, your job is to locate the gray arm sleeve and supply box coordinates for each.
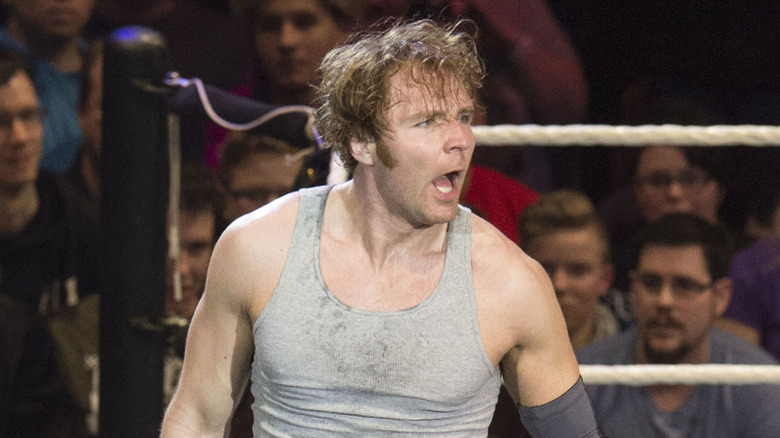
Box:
[517,377,606,438]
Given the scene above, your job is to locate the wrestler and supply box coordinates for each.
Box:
[161,19,601,437]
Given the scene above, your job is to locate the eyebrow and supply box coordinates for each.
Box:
[408,106,474,122]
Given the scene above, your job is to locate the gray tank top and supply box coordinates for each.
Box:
[251,186,501,437]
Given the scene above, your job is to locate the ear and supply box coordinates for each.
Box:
[711,277,732,317]
[350,138,376,166]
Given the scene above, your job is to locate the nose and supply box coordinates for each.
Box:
[177,252,192,277]
[666,179,686,199]
[443,117,474,154]
[279,20,302,47]
[8,117,34,144]
[655,283,676,307]
[550,269,568,297]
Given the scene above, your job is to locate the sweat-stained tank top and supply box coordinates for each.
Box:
[251,186,501,437]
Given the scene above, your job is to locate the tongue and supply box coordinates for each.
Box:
[433,175,453,194]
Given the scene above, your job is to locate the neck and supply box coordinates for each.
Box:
[0,183,39,235]
[5,20,83,72]
[335,180,448,268]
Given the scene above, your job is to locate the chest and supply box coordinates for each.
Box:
[319,240,447,312]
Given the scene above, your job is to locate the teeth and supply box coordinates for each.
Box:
[437,185,453,194]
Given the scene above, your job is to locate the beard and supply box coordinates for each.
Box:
[642,336,691,364]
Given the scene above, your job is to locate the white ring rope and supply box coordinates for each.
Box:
[168,85,780,385]
[580,364,780,386]
[472,124,780,146]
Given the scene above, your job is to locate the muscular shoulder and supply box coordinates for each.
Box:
[470,214,560,344]
[470,213,550,301]
[207,192,301,316]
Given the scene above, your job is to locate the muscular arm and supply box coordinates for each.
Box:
[161,196,298,437]
[501,257,601,436]
[499,257,581,407]
[472,217,599,436]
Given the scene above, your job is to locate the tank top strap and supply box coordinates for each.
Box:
[445,205,473,282]
[286,185,332,260]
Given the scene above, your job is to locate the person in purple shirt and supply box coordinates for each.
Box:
[719,236,780,360]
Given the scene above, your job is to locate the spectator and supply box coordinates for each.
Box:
[490,189,618,438]
[0,47,95,311]
[718,194,780,361]
[0,46,91,437]
[578,213,780,438]
[602,144,727,293]
[165,162,220,320]
[218,132,313,228]
[520,190,618,349]
[205,0,366,170]
[216,132,318,436]
[0,0,96,173]
[163,162,221,407]
[85,0,250,162]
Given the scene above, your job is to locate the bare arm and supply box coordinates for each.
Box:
[474,229,600,436]
[160,228,256,437]
[500,256,581,407]
[161,196,298,437]
[471,216,580,406]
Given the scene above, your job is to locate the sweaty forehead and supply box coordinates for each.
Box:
[387,69,471,114]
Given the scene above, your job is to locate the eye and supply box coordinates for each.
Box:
[637,273,663,292]
[458,111,474,125]
[643,173,672,188]
[292,13,318,31]
[567,263,591,277]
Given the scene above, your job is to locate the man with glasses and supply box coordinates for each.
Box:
[577,213,780,438]
[606,144,727,300]
[633,145,723,225]
[0,47,89,436]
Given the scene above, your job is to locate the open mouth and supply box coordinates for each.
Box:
[433,172,458,195]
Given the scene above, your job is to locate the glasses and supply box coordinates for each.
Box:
[0,108,46,136]
[635,170,711,191]
[630,271,712,299]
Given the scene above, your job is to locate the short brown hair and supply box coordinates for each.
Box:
[219,132,302,186]
[314,18,485,172]
[520,190,611,262]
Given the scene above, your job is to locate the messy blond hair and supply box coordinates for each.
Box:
[314,19,485,172]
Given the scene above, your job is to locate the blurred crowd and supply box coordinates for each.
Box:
[2,1,780,437]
